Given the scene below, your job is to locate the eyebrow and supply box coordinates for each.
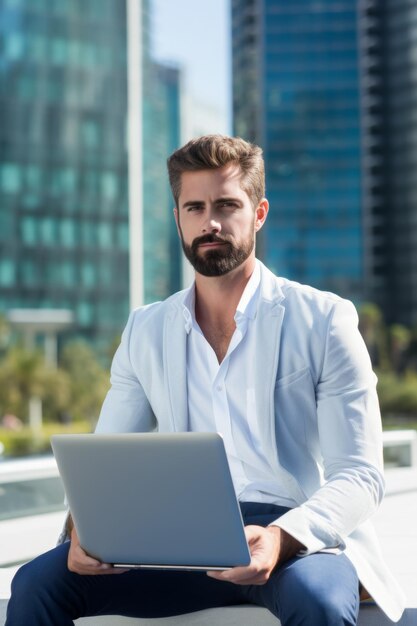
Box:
[181,197,243,209]
[215,197,243,206]
[182,200,205,209]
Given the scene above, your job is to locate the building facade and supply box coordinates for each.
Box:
[359,0,417,326]
[232,0,417,326]
[232,0,364,301]
[0,0,181,352]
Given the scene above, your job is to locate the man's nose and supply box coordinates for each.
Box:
[202,215,221,234]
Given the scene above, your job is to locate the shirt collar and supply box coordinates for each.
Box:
[182,287,195,334]
[182,260,261,334]
[235,259,260,322]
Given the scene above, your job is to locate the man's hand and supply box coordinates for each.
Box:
[207,525,304,586]
[67,526,128,576]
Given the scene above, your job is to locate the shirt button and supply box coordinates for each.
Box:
[216,385,223,392]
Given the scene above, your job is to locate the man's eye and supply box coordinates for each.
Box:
[187,206,202,212]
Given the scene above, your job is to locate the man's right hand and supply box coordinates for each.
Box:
[67,527,128,575]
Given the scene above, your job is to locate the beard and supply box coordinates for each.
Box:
[179,228,255,277]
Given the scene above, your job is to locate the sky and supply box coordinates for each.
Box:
[151,0,232,133]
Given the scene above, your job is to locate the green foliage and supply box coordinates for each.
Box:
[377,371,417,417]
[60,340,110,424]
[0,346,70,420]
[0,421,92,457]
[0,330,109,427]
[358,302,389,370]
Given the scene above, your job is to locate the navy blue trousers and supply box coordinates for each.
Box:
[6,503,359,626]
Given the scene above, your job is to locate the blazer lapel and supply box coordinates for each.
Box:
[254,265,285,470]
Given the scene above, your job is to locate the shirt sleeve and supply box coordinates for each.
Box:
[95,309,156,434]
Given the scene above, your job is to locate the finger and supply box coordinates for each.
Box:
[94,566,129,575]
[207,566,257,584]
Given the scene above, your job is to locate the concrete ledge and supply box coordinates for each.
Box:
[1,599,416,625]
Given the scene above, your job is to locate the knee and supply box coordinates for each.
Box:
[299,586,357,625]
[11,543,70,600]
[275,561,359,626]
[11,560,39,598]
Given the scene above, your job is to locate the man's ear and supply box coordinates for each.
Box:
[255,198,269,232]
[173,207,180,236]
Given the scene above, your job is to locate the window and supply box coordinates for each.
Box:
[81,263,96,287]
[5,32,24,61]
[40,218,56,245]
[50,38,67,65]
[101,172,118,201]
[26,165,42,191]
[20,260,38,286]
[97,222,112,248]
[81,120,100,149]
[81,222,96,246]
[1,164,22,194]
[29,35,47,63]
[60,219,76,247]
[77,301,93,326]
[0,259,15,286]
[21,217,37,245]
[61,262,76,287]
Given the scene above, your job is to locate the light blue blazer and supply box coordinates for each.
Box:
[97,261,405,621]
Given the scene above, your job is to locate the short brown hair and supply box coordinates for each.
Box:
[167,134,265,208]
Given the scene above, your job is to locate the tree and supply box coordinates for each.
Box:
[358,303,388,369]
[0,346,70,423]
[389,324,411,374]
[60,340,110,426]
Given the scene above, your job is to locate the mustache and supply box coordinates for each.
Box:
[191,234,231,251]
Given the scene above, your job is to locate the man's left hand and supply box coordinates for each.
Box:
[207,525,304,586]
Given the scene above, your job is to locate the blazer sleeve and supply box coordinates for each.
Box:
[95,309,156,434]
[272,298,385,554]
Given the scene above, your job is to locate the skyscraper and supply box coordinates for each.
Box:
[359,0,417,326]
[232,0,417,326]
[0,0,181,351]
[232,0,364,301]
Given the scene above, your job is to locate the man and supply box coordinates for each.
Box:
[6,135,404,625]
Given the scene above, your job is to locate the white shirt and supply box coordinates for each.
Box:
[183,261,298,507]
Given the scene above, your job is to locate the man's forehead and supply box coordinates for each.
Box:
[178,165,247,202]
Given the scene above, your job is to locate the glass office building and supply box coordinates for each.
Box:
[360,0,417,326]
[142,61,181,304]
[232,0,364,300]
[0,0,181,351]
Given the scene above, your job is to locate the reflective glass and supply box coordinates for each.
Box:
[21,217,37,244]
[1,164,22,193]
[0,259,15,286]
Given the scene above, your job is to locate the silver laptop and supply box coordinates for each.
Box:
[51,432,250,571]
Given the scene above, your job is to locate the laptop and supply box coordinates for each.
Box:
[51,432,251,571]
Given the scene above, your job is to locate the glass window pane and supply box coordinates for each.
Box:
[81,263,96,287]
[5,33,24,61]
[60,219,76,247]
[77,301,93,326]
[98,223,112,248]
[20,259,38,286]
[101,172,118,201]
[61,262,75,286]
[21,217,37,244]
[0,259,15,286]
[40,218,56,245]
[1,164,22,193]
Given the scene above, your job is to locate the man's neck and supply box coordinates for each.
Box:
[194,256,256,328]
